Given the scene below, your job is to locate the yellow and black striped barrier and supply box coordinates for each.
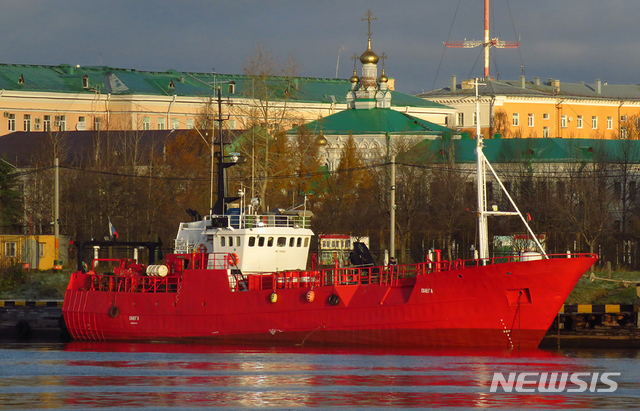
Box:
[560,304,638,314]
[0,300,63,308]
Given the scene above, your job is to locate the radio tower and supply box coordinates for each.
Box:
[444,0,519,79]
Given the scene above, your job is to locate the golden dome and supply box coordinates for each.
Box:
[378,68,388,83]
[359,39,379,64]
[350,69,359,83]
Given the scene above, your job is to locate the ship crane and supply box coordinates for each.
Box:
[444,0,520,79]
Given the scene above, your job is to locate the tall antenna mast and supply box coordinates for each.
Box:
[444,0,519,79]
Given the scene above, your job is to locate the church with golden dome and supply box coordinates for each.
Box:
[291,10,456,171]
[346,12,392,110]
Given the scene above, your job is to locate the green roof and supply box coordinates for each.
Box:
[0,63,451,110]
[402,137,640,164]
[289,108,454,136]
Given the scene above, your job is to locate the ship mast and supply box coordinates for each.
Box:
[445,0,519,79]
[473,79,547,260]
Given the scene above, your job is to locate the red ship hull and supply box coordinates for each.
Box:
[63,254,596,349]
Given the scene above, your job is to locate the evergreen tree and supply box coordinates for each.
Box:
[0,160,22,232]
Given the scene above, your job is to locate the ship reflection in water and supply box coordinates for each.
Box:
[0,343,639,410]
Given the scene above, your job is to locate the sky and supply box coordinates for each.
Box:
[2,0,639,94]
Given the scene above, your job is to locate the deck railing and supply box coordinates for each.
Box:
[83,252,597,294]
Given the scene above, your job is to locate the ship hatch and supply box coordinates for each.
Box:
[506,288,532,306]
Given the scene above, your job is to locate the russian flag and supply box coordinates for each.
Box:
[109,218,119,240]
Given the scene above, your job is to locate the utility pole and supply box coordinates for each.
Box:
[54,157,61,270]
[390,156,396,259]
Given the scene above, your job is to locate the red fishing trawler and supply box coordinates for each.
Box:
[62,84,597,349]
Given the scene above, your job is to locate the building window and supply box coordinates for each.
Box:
[228,120,236,129]
[622,127,629,139]
[614,181,621,200]
[621,115,628,122]
[457,112,464,126]
[143,117,150,130]
[577,115,583,129]
[186,118,194,129]
[43,115,51,132]
[77,116,86,130]
[543,126,549,137]
[55,115,66,131]
[23,114,31,131]
[543,113,549,120]
[4,242,16,257]
[158,117,165,130]
[8,114,16,131]
[561,115,567,128]
[171,118,179,130]
[527,113,534,127]
[229,82,235,94]
[592,116,598,129]
[94,117,102,130]
[607,116,613,130]
[512,113,519,126]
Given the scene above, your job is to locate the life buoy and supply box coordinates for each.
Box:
[229,253,239,266]
[197,243,207,253]
[108,306,119,318]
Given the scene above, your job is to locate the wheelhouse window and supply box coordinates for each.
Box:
[220,237,226,247]
[277,237,287,247]
[236,236,241,247]
[297,237,302,247]
[289,237,295,247]
[304,238,309,247]
[228,236,233,247]
[248,237,255,247]
[258,237,265,247]
[267,237,274,247]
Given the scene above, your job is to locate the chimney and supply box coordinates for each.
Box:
[520,75,526,89]
[450,75,457,92]
[595,79,601,94]
[534,77,540,86]
[551,79,560,92]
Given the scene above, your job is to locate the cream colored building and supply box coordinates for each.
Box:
[0,64,454,138]
[420,76,640,139]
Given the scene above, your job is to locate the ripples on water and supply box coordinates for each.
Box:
[0,342,639,410]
